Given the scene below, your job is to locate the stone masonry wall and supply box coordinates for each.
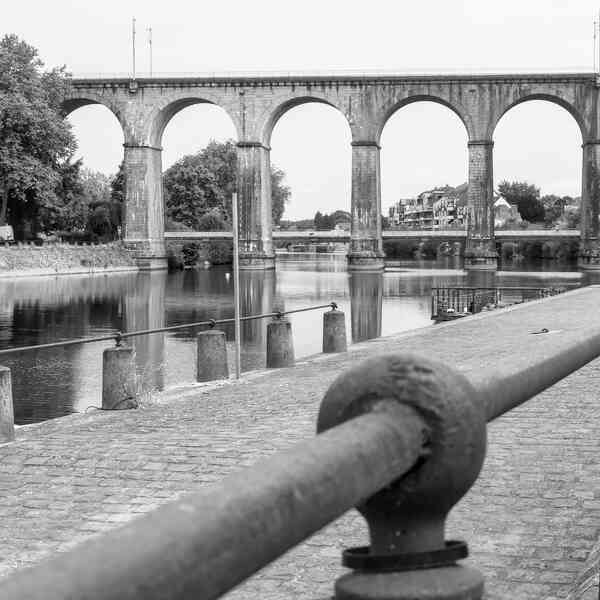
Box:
[0,242,135,273]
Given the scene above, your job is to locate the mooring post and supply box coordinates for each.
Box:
[0,366,15,442]
[197,329,229,382]
[323,305,347,353]
[266,313,294,368]
[317,353,487,600]
[102,343,137,410]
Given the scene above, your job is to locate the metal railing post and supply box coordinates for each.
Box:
[318,354,487,600]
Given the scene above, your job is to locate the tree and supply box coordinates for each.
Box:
[0,34,75,239]
[163,140,290,229]
[497,181,544,223]
[541,194,564,226]
[271,166,291,225]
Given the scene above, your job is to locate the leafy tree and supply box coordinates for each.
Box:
[163,140,290,229]
[197,209,227,231]
[497,181,544,223]
[163,155,223,229]
[314,211,324,229]
[541,194,564,226]
[271,166,291,225]
[0,34,75,239]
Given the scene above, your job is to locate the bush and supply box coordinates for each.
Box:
[182,243,201,266]
[207,241,233,264]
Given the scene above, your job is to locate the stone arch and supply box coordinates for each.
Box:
[147,97,240,148]
[490,94,586,141]
[377,95,472,144]
[261,96,352,147]
[61,96,126,136]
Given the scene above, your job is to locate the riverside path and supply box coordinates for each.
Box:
[2,287,600,599]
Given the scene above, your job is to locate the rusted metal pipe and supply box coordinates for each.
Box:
[475,329,600,421]
[0,404,426,600]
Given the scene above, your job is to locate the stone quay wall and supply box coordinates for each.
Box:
[0,242,136,276]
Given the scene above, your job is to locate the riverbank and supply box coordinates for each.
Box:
[0,242,137,278]
[2,288,600,599]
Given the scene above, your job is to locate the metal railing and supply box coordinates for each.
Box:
[0,302,337,357]
[2,291,600,599]
[431,286,567,321]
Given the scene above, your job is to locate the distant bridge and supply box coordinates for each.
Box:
[165,229,581,245]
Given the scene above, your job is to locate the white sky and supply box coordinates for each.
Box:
[3,0,595,219]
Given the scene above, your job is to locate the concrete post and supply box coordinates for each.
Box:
[102,345,138,410]
[323,309,347,353]
[266,317,294,368]
[465,140,497,270]
[0,366,15,443]
[197,330,229,382]
[348,141,385,271]
[122,144,168,270]
[579,141,600,269]
[236,142,275,270]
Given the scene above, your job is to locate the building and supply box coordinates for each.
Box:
[388,186,467,229]
[494,197,521,227]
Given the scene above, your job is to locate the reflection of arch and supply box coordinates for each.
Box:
[148,97,239,147]
[262,97,351,146]
[378,96,471,143]
[491,94,585,141]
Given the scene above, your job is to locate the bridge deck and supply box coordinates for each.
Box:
[2,288,600,599]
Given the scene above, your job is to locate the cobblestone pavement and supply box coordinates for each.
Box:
[2,287,600,599]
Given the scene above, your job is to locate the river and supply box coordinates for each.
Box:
[0,254,590,425]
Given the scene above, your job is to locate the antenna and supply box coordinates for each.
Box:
[132,17,137,80]
[147,27,153,77]
[595,17,597,73]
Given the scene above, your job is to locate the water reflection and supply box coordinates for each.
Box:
[0,257,584,424]
[124,272,167,395]
[350,273,383,342]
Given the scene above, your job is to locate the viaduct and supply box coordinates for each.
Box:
[65,72,600,271]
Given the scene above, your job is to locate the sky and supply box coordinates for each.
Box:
[3,0,597,219]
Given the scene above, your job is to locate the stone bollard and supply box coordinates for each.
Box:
[318,353,486,600]
[323,308,347,353]
[102,345,137,410]
[197,330,229,382]
[0,366,15,443]
[266,316,295,368]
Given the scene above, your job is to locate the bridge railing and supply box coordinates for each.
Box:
[1,299,600,599]
[431,285,568,320]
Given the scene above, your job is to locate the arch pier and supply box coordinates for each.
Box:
[122,143,167,270]
[236,141,275,270]
[66,74,600,271]
[465,140,496,269]
[349,141,385,270]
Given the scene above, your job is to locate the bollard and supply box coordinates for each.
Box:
[0,366,15,442]
[197,330,229,382]
[102,345,137,410]
[323,308,347,353]
[266,316,295,368]
[318,353,486,600]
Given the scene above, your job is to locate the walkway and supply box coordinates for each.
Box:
[2,287,600,599]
